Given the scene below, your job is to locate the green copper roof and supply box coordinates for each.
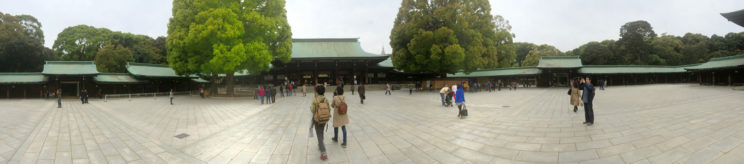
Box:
[126,62,181,78]
[377,56,393,68]
[449,67,541,77]
[537,56,583,68]
[685,54,744,71]
[0,73,47,84]
[580,65,688,74]
[291,38,386,59]
[42,61,99,75]
[94,73,147,84]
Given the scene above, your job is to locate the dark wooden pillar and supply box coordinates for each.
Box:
[712,72,715,86]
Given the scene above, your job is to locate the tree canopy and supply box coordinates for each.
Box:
[94,44,134,73]
[53,25,165,64]
[521,44,564,66]
[390,0,515,75]
[167,0,292,95]
[0,12,56,72]
[570,20,744,66]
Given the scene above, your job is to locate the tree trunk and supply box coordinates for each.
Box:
[226,72,234,96]
[210,74,218,96]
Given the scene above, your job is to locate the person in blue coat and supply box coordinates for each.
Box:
[579,77,596,125]
[454,84,466,117]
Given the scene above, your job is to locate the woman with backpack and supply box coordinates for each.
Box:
[569,79,583,113]
[310,86,331,160]
[332,87,349,147]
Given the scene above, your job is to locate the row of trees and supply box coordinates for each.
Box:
[568,21,744,65]
[0,12,56,72]
[390,0,515,75]
[513,20,744,67]
[53,25,167,72]
[0,11,167,73]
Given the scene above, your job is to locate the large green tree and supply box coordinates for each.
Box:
[53,25,111,61]
[53,25,166,72]
[521,44,563,66]
[94,44,134,72]
[390,0,513,75]
[514,42,537,67]
[618,20,656,64]
[168,0,292,96]
[0,12,53,72]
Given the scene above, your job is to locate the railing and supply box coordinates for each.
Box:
[104,91,192,102]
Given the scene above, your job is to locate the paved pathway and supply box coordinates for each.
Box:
[1,84,744,163]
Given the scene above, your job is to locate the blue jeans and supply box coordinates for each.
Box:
[333,126,347,144]
[57,97,61,108]
[440,93,445,106]
[260,95,264,104]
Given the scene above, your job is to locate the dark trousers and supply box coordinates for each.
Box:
[315,122,326,153]
[584,103,594,123]
[333,126,347,143]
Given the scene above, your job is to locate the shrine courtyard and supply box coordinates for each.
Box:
[1,84,743,164]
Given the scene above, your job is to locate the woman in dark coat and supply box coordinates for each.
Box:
[357,83,365,104]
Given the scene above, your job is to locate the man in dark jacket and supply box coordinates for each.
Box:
[579,77,595,125]
[357,83,365,104]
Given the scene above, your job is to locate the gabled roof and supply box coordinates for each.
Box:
[448,67,541,77]
[377,57,393,68]
[0,73,48,84]
[94,73,147,84]
[42,61,99,75]
[291,38,387,59]
[580,65,689,74]
[126,62,181,78]
[722,9,744,27]
[537,56,582,69]
[685,54,744,71]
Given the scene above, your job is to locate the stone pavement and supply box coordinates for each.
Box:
[1,84,744,164]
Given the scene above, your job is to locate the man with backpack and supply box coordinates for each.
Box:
[332,87,349,148]
[310,86,331,160]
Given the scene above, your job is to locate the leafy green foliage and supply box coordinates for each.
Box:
[571,20,744,66]
[95,44,134,72]
[521,44,563,66]
[52,25,166,72]
[167,0,292,95]
[390,0,514,74]
[0,12,54,72]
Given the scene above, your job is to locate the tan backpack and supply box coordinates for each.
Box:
[314,98,331,123]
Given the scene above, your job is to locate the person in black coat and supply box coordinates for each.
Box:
[357,83,365,104]
[579,77,596,126]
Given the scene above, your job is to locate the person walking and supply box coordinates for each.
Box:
[271,85,277,103]
[289,83,293,96]
[280,83,285,97]
[569,79,583,113]
[310,86,331,160]
[259,86,266,104]
[200,88,205,98]
[331,87,349,147]
[302,83,307,97]
[385,82,391,95]
[455,84,466,117]
[358,83,365,104]
[579,77,596,125]
[56,88,62,108]
[439,86,449,106]
[266,85,272,104]
[169,89,174,105]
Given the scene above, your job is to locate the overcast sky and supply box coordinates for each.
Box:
[1,0,742,53]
